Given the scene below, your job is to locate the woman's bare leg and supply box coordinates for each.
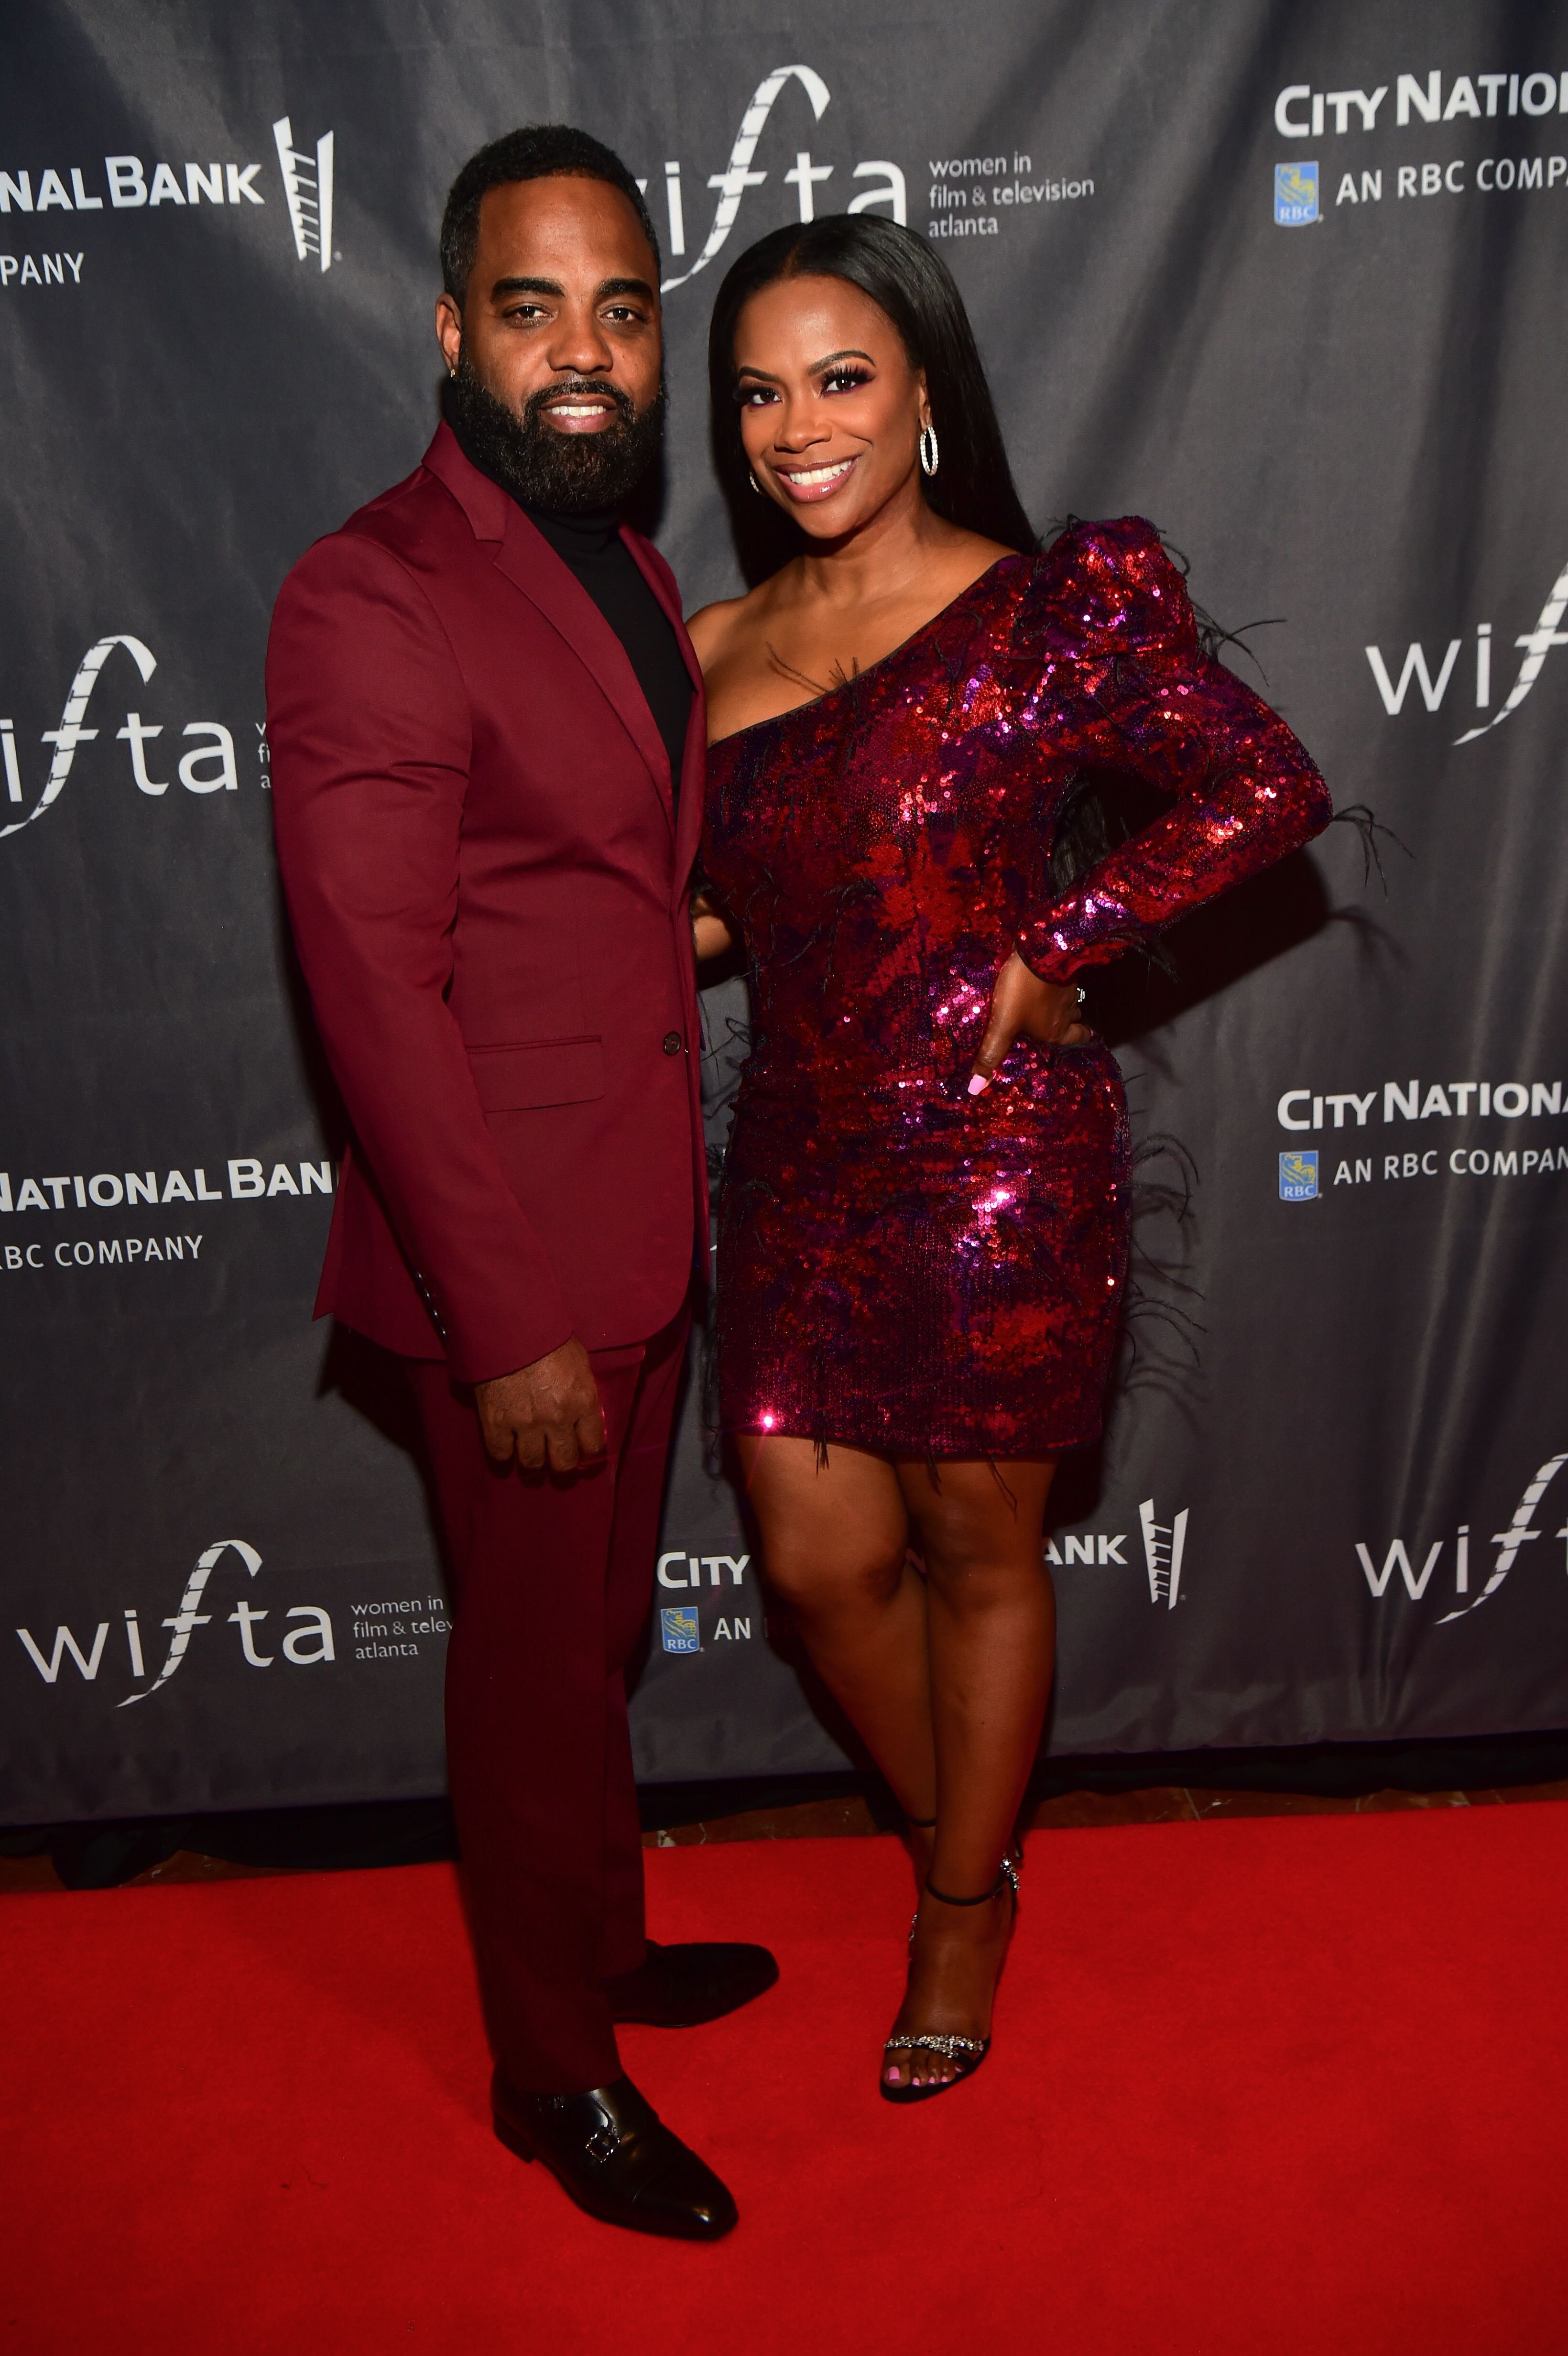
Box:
[883,1456,1057,2087]
[737,1434,937,1824]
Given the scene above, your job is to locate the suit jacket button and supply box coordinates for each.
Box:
[662,1030,684,1056]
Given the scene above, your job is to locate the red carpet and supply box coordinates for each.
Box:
[4,1806,1566,2355]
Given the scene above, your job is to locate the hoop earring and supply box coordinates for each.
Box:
[748,470,763,495]
[919,423,939,478]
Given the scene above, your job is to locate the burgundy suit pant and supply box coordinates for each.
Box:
[406,1312,686,2093]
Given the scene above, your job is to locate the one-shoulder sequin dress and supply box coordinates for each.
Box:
[701,519,1331,1457]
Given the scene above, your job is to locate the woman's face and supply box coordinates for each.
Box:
[732,273,928,539]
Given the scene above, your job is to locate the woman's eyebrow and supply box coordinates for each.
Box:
[735,348,876,382]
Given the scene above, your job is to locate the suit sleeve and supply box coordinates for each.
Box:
[266,530,574,1381]
[1015,519,1333,982]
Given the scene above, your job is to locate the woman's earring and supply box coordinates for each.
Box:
[748,469,763,495]
[919,423,939,478]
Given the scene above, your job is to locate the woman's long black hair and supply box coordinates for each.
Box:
[707,213,1037,586]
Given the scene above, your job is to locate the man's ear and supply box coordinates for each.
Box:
[435,292,463,376]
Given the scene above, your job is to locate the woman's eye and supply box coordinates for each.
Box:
[738,385,779,407]
[823,370,871,394]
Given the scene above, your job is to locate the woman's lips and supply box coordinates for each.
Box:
[771,455,858,502]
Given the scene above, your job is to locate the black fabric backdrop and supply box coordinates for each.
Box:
[3,0,1566,1822]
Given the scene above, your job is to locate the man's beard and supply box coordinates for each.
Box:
[446,349,664,514]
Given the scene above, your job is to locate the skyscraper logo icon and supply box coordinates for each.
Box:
[272,117,334,271]
[1139,1500,1189,1609]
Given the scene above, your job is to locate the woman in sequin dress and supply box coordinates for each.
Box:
[687,219,1330,2100]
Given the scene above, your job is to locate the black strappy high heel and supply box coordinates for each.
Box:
[881,1853,1020,2105]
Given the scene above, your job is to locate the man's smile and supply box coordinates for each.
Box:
[540,390,621,433]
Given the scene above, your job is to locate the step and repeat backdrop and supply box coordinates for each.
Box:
[3,0,1566,1820]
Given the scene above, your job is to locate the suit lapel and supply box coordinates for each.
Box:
[621,527,708,905]
[493,513,674,829]
[422,425,674,831]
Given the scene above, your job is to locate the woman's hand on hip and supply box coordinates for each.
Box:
[691,886,735,962]
[968,951,1090,1094]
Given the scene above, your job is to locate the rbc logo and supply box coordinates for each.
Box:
[1274,162,1319,226]
[659,1606,700,1654]
[1279,1149,1319,1201]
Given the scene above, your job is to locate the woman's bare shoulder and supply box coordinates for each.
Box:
[686,573,794,673]
[685,594,746,670]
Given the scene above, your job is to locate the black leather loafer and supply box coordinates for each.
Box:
[492,2071,738,2241]
[604,1938,780,2027]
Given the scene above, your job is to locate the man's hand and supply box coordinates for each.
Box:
[475,1339,606,1473]
[968,951,1091,1094]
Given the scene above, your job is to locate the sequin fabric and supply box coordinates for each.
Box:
[702,518,1331,1456]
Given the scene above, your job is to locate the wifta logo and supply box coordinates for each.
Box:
[641,63,905,295]
[1364,555,1568,742]
[0,633,253,843]
[14,1539,336,1702]
[1356,1451,1568,1622]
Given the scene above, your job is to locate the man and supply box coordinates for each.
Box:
[266,127,774,2242]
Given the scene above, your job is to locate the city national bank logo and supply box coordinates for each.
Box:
[642,64,905,294]
[656,1549,754,1647]
[13,1540,337,1703]
[1280,1149,1319,1200]
[1364,556,1568,745]
[1274,161,1319,223]
[0,109,337,286]
[1046,1499,1190,1608]
[1356,1450,1568,1624]
[660,1606,701,1655]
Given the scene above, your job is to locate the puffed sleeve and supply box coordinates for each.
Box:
[1013,518,1332,980]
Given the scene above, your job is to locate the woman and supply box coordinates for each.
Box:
[687,217,1330,2101]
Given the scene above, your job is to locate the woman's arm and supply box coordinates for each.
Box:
[1015,521,1333,982]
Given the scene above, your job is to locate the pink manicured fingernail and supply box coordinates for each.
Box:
[967,1073,990,1096]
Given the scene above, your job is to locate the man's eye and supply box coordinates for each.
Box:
[604,305,642,323]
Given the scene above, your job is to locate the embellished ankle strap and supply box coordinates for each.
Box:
[924,1851,1021,1907]
[925,1870,1007,1906]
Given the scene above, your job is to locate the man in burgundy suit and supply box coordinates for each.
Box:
[266,128,774,2241]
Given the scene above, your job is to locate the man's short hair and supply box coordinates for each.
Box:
[440,125,660,303]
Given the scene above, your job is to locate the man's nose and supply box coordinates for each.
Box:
[544,305,616,376]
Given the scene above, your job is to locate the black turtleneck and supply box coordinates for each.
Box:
[444,391,693,803]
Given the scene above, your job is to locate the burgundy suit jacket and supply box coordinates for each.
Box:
[266,424,707,1382]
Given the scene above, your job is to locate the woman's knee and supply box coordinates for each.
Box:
[923,1539,1048,1616]
[764,1539,909,1619]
